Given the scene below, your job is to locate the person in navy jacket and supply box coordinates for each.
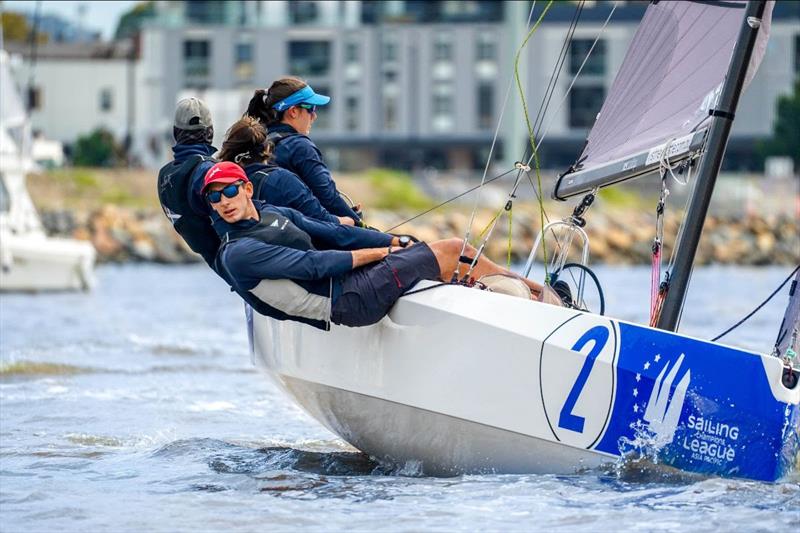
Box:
[217,116,354,226]
[245,77,363,224]
[157,98,219,268]
[202,163,558,330]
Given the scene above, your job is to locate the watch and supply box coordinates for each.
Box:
[398,235,411,248]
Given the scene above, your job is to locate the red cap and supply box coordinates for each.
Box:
[202,161,249,192]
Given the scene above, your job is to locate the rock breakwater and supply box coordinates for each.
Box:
[40,206,799,266]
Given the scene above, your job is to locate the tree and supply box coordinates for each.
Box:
[114,1,156,41]
[1,11,48,44]
[758,78,800,170]
[72,128,124,167]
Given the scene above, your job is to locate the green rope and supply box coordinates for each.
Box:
[514,1,553,277]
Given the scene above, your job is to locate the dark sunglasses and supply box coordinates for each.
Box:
[296,103,317,114]
[206,180,245,203]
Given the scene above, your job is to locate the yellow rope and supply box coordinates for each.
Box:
[514,1,553,277]
[507,207,514,268]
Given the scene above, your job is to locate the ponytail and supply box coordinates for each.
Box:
[245,77,308,127]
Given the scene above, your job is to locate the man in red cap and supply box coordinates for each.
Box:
[202,162,560,329]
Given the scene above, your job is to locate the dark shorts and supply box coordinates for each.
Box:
[331,243,440,327]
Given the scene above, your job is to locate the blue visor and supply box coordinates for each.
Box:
[272,86,331,112]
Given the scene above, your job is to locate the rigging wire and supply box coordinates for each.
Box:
[456,2,540,268]
[711,264,800,343]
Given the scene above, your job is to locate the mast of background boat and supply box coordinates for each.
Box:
[656,0,768,332]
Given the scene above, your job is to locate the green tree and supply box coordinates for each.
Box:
[1,11,48,44]
[72,128,124,167]
[758,78,800,169]
[114,1,156,40]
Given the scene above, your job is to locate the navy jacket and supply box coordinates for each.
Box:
[242,162,339,224]
[215,201,392,328]
[268,124,361,221]
[174,144,217,217]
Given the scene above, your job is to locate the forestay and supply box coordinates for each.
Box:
[553,0,773,200]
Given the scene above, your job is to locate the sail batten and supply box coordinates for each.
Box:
[554,0,772,200]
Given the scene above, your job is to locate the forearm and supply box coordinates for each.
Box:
[351,247,390,268]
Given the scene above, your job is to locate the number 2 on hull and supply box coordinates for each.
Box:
[558,326,610,433]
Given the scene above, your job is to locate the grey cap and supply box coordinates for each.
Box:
[174,97,212,130]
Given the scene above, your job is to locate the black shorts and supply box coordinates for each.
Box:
[331,243,440,327]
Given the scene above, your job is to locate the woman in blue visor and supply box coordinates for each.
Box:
[245,77,363,224]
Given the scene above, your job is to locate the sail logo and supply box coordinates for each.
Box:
[540,315,619,449]
[642,353,690,446]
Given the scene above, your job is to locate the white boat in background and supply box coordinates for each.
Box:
[249,1,799,482]
[0,50,95,292]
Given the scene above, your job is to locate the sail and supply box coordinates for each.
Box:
[554,0,773,199]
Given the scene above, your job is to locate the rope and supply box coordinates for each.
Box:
[385,167,517,232]
[711,265,800,342]
[457,2,540,271]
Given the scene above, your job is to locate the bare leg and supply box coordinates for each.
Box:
[427,238,545,299]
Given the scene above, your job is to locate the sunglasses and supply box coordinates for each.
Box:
[296,103,317,114]
[206,180,245,203]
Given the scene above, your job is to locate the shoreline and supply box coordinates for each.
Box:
[39,204,799,266]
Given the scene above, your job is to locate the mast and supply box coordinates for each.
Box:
[656,0,768,332]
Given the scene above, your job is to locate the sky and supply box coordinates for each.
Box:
[3,1,139,41]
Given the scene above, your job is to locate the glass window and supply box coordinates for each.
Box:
[99,88,113,112]
[433,33,453,62]
[288,1,319,25]
[27,86,42,111]
[311,85,331,130]
[383,96,398,131]
[382,38,398,62]
[569,86,605,129]
[185,1,224,24]
[183,39,211,87]
[345,96,359,131]
[569,39,605,76]
[795,34,799,74]
[477,82,493,129]
[235,41,254,84]
[288,40,331,77]
[476,34,495,61]
[345,42,359,64]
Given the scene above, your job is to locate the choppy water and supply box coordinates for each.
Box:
[1,264,798,531]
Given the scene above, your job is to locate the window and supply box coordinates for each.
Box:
[288,40,330,77]
[345,42,359,64]
[383,96,398,131]
[311,85,331,130]
[433,33,453,62]
[477,83,493,129]
[26,86,42,111]
[235,41,254,84]
[185,1,224,24]
[99,88,113,112]
[569,39,606,76]
[183,39,211,87]
[476,34,495,61]
[288,1,319,25]
[345,96,359,131]
[382,38,398,62]
[432,82,454,131]
[795,35,799,74]
[569,86,605,129]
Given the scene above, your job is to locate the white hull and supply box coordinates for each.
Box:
[0,233,95,292]
[253,281,799,480]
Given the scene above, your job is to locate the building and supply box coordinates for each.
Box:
[7,0,800,172]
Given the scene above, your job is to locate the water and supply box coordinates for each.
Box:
[1,264,798,531]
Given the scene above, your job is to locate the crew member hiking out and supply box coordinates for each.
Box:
[218,116,354,226]
[245,77,363,224]
[202,162,565,330]
[156,98,219,269]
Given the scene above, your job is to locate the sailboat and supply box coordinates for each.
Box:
[249,1,798,482]
[0,50,95,292]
